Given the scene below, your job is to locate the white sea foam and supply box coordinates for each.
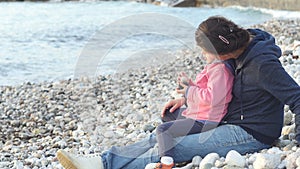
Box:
[229,5,300,19]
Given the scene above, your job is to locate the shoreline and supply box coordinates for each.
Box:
[196,0,300,11]
[0,0,299,11]
[1,18,300,168]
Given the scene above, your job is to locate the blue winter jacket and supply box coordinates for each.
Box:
[221,29,300,145]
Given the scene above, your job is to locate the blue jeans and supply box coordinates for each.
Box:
[101,124,271,169]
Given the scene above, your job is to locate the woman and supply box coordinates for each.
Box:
[149,37,234,168]
[56,16,300,169]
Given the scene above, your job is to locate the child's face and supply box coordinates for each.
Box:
[201,50,219,63]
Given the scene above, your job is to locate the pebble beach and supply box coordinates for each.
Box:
[1,19,300,169]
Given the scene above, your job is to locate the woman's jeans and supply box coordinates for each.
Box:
[100,124,271,169]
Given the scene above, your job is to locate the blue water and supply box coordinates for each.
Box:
[0,1,292,86]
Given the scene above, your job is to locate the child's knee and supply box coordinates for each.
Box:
[156,123,170,134]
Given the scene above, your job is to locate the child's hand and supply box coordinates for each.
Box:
[161,98,186,117]
[176,81,188,95]
[177,72,191,87]
[176,72,191,95]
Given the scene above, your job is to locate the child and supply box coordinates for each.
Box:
[146,38,234,169]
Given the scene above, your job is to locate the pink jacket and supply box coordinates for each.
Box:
[182,62,234,122]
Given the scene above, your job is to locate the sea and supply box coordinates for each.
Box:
[0,1,299,86]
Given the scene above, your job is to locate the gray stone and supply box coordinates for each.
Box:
[143,124,156,132]
[192,155,202,166]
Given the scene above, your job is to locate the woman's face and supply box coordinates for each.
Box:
[201,50,219,63]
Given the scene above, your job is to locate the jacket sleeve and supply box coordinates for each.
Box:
[258,58,300,144]
[296,111,300,145]
[187,64,232,108]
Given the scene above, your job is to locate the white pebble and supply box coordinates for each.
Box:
[225,150,246,167]
[267,147,283,155]
[296,156,300,167]
[199,153,219,169]
[103,131,115,138]
[281,124,295,135]
[286,151,300,169]
[253,153,281,169]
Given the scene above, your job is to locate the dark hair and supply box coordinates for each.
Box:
[195,16,250,55]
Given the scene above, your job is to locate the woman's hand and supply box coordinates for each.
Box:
[161,97,186,117]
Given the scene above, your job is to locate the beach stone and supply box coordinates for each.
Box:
[282,124,295,135]
[127,132,137,140]
[294,44,300,56]
[276,139,291,148]
[201,163,213,169]
[247,154,257,164]
[175,163,193,169]
[225,150,245,167]
[296,156,300,167]
[283,142,297,151]
[253,153,281,169]
[289,133,296,140]
[283,50,293,56]
[215,159,225,168]
[126,113,144,122]
[286,151,300,169]
[192,155,202,166]
[0,162,11,168]
[223,165,244,169]
[13,160,23,169]
[267,147,283,155]
[103,131,115,138]
[284,111,293,125]
[72,129,85,138]
[143,124,156,132]
[292,145,299,151]
[278,159,287,169]
[199,153,219,169]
